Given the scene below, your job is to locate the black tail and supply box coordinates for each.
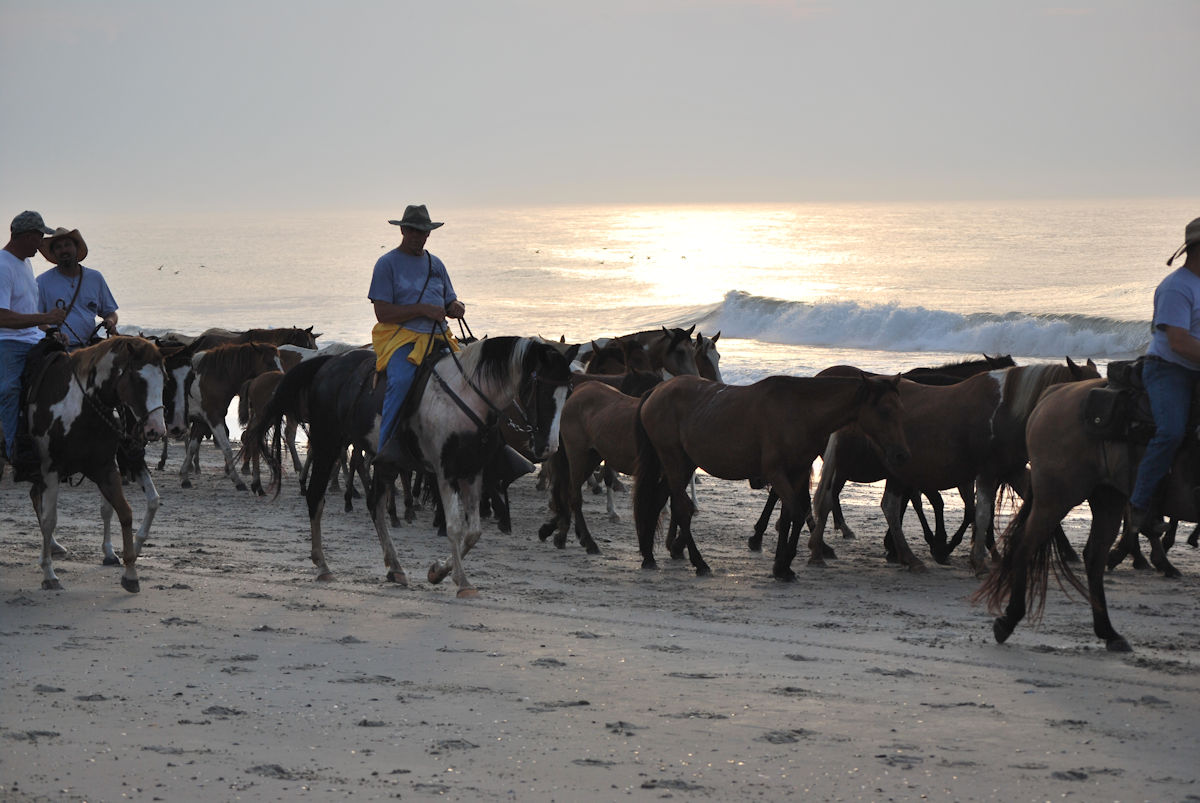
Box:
[631,394,668,567]
[246,354,332,498]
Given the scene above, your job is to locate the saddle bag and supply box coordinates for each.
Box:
[1083,387,1132,440]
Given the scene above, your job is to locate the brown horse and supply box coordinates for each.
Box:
[976,377,1200,652]
[633,373,910,579]
[584,326,700,378]
[180,342,282,491]
[538,379,662,553]
[694,331,722,382]
[809,359,1098,574]
[189,325,319,352]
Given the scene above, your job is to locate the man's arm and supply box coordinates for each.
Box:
[1163,325,1200,365]
[0,306,66,330]
[372,299,448,326]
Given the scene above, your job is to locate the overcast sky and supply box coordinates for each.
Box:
[1,0,1195,215]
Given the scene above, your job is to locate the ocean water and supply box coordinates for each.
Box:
[78,198,1197,383]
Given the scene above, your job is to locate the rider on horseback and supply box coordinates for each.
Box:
[369,205,465,470]
[36,227,119,350]
[1130,216,1200,536]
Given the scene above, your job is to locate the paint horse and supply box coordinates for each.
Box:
[809,359,1098,574]
[180,342,282,491]
[633,373,910,579]
[977,376,1200,652]
[250,337,572,597]
[23,336,167,592]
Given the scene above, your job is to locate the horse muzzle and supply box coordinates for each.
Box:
[144,410,168,441]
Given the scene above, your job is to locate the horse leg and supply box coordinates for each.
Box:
[565,452,601,553]
[831,478,856,539]
[970,476,999,576]
[100,496,119,565]
[1162,519,1177,551]
[399,471,417,523]
[1141,522,1182,578]
[774,480,813,580]
[286,417,303,472]
[668,485,708,576]
[881,482,925,571]
[93,464,140,593]
[302,448,339,581]
[427,477,483,596]
[156,439,169,471]
[178,435,199,488]
[365,467,407,585]
[1105,512,1146,570]
[1188,523,1200,548]
[208,424,247,491]
[748,488,776,552]
[130,467,161,558]
[35,477,65,590]
[605,466,621,522]
[1082,488,1133,651]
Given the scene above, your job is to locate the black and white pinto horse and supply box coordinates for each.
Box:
[251,336,572,597]
[24,336,167,592]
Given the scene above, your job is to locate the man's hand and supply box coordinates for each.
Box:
[446,300,466,319]
[44,308,67,326]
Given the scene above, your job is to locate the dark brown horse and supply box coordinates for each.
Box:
[188,325,319,352]
[24,336,167,592]
[584,326,700,379]
[633,373,910,579]
[976,377,1200,652]
[809,359,1098,574]
[750,355,1016,556]
[180,342,282,491]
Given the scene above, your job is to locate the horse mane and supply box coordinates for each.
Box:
[70,336,161,377]
[1001,361,1095,421]
[195,341,278,376]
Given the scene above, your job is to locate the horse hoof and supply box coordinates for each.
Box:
[641,558,658,570]
[316,572,334,582]
[552,536,567,550]
[456,588,479,599]
[773,568,797,582]
[584,544,601,555]
[932,554,952,566]
[993,617,1014,644]
[820,545,837,560]
[427,564,446,585]
[180,479,192,489]
[807,556,826,567]
[121,577,140,594]
[235,483,248,492]
[537,524,554,542]
[41,579,63,591]
[1162,566,1183,579]
[695,565,712,577]
[669,550,685,561]
[1106,637,1132,653]
[102,556,120,566]
[386,570,408,586]
[747,536,762,552]
[51,545,69,558]
[907,562,928,573]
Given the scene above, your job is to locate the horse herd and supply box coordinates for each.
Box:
[6,322,1189,653]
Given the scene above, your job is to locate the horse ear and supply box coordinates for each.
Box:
[684,324,695,337]
[1087,358,1097,370]
[559,334,566,344]
[711,332,720,344]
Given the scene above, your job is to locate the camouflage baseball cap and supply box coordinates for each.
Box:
[10,210,54,235]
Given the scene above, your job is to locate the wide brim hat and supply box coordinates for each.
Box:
[38,227,88,264]
[388,204,443,232]
[1167,216,1200,266]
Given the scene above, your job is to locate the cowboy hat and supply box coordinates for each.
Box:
[388,204,443,231]
[38,227,88,264]
[1167,216,1200,266]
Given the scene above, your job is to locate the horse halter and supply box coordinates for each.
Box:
[505,368,571,452]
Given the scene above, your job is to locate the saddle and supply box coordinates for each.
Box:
[373,344,455,473]
[1083,357,1200,443]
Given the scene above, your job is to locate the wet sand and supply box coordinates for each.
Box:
[2,446,1199,802]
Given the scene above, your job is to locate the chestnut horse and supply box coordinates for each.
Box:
[810,359,1098,574]
[976,377,1200,652]
[23,337,167,592]
[188,325,319,352]
[180,342,282,491]
[633,373,910,579]
[585,326,700,379]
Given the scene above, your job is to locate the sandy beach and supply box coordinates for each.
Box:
[2,444,1198,802]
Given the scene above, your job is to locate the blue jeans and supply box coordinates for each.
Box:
[1130,357,1200,509]
[0,339,34,457]
[380,343,418,446]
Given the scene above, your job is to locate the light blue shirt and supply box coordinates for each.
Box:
[367,249,456,335]
[37,265,118,347]
[0,250,43,344]
[1147,266,1200,371]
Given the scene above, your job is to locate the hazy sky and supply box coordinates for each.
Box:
[1,0,1195,215]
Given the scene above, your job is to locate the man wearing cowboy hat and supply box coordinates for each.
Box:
[1129,216,1200,536]
[36,227,119,350]
[0,211,67,478]
[368,204,467,468]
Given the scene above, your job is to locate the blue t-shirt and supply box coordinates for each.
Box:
[1147,267,1200,370]
[367,249,457,334]
[36,265,119,347]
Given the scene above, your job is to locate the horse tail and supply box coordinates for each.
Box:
[631,393,668,564]
[250,354,333,498]
[973,494,1087,622]
[237,379,253,426]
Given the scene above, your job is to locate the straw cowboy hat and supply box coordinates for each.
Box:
[388,204,443,231]
[1167,216,1200,266]
[38,227,88,264]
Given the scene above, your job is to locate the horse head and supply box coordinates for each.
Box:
[517,340,573,461]
[855,374,910,469]
[655,326,700,379]
[84,337,168,440]
[695,330,722,382]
